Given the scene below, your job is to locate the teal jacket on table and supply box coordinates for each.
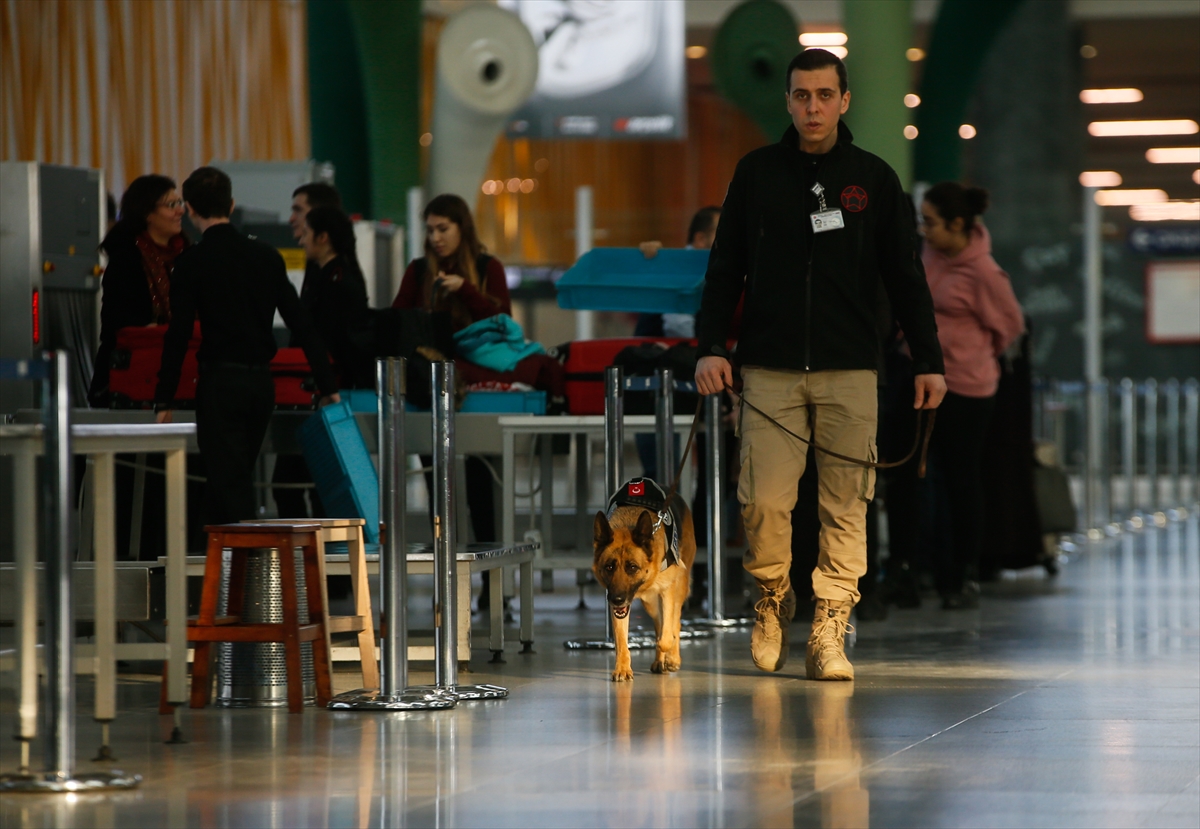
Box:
[453,314,545,373]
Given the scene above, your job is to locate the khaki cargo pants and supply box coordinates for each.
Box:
[737,367,877,605]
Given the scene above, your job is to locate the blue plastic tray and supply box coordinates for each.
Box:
[555,248,710,314]
[296,401,380,543]
[403,389,547,415]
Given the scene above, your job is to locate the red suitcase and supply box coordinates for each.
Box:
[270,347,318,409]
[563,337,689,415]
[108,323,201,408]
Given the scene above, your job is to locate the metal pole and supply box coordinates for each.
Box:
[1185,379,1199,506]
[1145,380,1158,513]
[328,358,454,710]
[1165,379,1180,510]
[1,352,140,792]
[1121,378,1136,517]
[43,350,74,781]
[1082,186,1104,531]
[605,366,624,499]
[574,186,595,341]
[655,367,674,485]
[706,393,725,621]
[430,361,506,700]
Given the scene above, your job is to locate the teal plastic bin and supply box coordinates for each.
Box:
[296,401,380,543]
[555,248,710,314]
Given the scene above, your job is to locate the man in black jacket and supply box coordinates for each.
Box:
[695,50,946,681]
[155,167,340,525]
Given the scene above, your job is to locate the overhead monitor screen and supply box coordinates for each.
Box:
[499,0,685,140]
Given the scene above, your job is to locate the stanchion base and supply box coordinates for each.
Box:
[564,635,658,650]
[410,683,509,701]
[682,616,755,630]
[0,771,141,793]
[328,688,458,711]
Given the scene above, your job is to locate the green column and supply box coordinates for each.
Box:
[346,0,422,222]
[307,0,371,217]
[842,0,914,188]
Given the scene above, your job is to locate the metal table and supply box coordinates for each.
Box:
[0,422,193,739]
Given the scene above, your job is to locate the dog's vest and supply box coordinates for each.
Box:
[606,478,685,569]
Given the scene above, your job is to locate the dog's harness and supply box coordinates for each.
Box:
[606,478,686,570]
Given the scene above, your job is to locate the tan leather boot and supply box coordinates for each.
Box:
[806,598,855,681]
[750,580,797,672]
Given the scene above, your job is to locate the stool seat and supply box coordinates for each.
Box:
[183,522,333,712]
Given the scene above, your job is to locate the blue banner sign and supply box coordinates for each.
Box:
[1128,225,1200,256]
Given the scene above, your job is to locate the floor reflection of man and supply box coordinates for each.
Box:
[807,683,869,829]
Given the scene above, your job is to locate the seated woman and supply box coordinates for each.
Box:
[298,205,374,389]
[392,193,566,408]
[89,174,188,407]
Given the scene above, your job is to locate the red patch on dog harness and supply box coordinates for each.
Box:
[841,185,868,212]
[628,482,644,496]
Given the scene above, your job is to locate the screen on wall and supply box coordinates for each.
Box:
[498,0,685,140]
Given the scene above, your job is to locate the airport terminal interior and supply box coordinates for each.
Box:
[1,0,1198,827]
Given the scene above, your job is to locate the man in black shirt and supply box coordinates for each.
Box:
[694,50,946,681]
[155,167,340,525]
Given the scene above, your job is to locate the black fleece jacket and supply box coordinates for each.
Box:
[154,223,337,406]
[696,122,944,377]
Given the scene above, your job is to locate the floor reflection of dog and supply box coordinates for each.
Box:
[592,501,697,681]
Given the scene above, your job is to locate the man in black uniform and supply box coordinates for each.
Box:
[155,167,340,525]
[694,50,946,681]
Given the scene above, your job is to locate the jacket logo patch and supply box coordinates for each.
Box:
[841,186,868,212]
[628,482,644,496]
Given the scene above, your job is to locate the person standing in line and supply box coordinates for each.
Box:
[694,49,946,680]
[273,182,345,518]
[89,175,188,407]
[155,167,340,525]
[919,182,1024,609]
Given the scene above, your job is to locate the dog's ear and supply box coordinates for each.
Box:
[593,511,613,553]
[632,510,655,552]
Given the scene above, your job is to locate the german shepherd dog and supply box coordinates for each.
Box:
[593,487,697,682]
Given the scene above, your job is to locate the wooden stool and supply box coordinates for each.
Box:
[187,523,333,712]
[249,518,379,690]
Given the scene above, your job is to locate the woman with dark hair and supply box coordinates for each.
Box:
[299,205,374,388]
[920,182,1025,608]
[88,174,188,407]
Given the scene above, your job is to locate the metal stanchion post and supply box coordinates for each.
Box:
[329,358,455,710]
[429,361,507,700]
[655,367,674,485]
[1185,379,1199,506]
[2,352,140,793]
[1145,380,1159,513]
[1121,379,1137,519]
[1165,379,1180,511]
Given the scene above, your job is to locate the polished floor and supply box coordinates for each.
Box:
[2,515,1198,828]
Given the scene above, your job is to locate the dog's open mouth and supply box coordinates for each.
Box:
[611,604,631,619]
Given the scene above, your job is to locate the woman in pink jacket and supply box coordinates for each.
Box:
[920,183,1025,609]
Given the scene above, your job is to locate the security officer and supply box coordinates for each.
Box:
[155,167,340,525]
[694,50,946,681]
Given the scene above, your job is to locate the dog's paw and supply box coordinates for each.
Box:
[611,667,634,682]
[651,656,681,674]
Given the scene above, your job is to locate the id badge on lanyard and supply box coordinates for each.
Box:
[809,182,844,234]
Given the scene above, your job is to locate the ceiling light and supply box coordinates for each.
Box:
[1194,169,1200,185]
[685,45,707,59]
[959,124,977,139]
[1079,88,1143,104]
[904,125,918,140]
[1094,189,1168,206]
[804,45,847,59]
[1080,171,1123,187]
[1089,120,1199,137]
[904,94,920,108]
[419,132,433,147]
[799,32,847,47]
[906,47,925,62]
[506,178,521,193]
[1080,45,1098,58]
[1130,201,1200,222]
[1146,147,1200,164]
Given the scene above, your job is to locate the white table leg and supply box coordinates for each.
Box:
[13,449,38,757]
[458,566,472,662]
[93,452,117,723]
[164,448,188,704]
